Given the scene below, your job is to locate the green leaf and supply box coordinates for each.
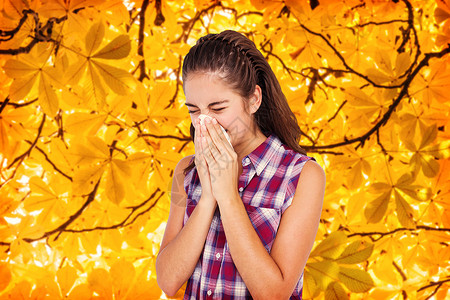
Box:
[310,231,348,259]
[325,282,348,300]
[338,267,374,293]
[335,240,374,264]
[92,35,131,59]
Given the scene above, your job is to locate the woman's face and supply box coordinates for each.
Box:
[184,73,255,145]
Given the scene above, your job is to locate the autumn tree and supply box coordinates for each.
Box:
[1,0,449,299]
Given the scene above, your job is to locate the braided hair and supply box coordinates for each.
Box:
[182,30,306,174]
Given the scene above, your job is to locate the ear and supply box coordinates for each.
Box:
[249,85,262,114]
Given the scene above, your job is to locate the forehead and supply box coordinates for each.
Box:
[184,73,242,105]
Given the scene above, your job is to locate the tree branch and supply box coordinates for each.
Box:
[7,114,46,169]
[137,0,150,82]
[62,188,163,233]
[22,178,101,243]
[303,44,450,151]
[347,225,450,241]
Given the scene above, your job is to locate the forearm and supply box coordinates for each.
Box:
[218,193,287,299]
[156,199,216,296]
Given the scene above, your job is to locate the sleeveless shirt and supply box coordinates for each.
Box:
[182,134,315,299]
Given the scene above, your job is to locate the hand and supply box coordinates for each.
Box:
[194,119,216,207]
[201,117,239,203]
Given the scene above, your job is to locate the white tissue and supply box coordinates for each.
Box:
[198,114,232,147]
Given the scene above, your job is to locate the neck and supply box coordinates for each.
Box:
[233,129,267,165]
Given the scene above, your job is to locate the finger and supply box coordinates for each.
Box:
[203,130,223,161]
[204,118,225,151]
[201,135,215,166]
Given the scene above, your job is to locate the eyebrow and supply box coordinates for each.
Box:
[185,100,229,108]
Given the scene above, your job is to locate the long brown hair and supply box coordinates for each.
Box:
[182,30,307,174]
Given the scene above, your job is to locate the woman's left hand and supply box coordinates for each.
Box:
[200,117,239,203]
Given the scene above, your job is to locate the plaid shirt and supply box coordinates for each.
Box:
[183,134,314,299]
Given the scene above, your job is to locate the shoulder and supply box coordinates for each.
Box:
[174,154,194,174]
[295,159,326,197]
[300,159,326,183]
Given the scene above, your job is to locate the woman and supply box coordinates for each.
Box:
[156,30,325,299]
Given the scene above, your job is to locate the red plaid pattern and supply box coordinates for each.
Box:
[183,134,314,299]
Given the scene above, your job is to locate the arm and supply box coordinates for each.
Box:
[219,160,325,299]
[155,155,217,296]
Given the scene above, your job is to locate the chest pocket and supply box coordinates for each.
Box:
[244,203,281,252]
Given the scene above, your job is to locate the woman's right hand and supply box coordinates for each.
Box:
[194,119,216,207]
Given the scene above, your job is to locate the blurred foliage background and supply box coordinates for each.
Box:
[0,0,449,299]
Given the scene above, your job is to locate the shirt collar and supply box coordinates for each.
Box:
[242,134,283,176]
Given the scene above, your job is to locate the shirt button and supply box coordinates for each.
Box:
[207,290,212,296]
[246,158,250,164]
[216,253,221,259]
[238,187,243,192]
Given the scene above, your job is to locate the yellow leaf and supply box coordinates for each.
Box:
[395,52,411,76]
[9,73,38,101]
[335,240,374,264]
[65,112,107,135]
[325,282,348,300]
[347,161,363,189]
[435,7,450,24]
[39,74,59,116]
[92,35,131,59]
[307,261,340,291]
[302,270,320,299]
[92,60,135,95]
[105,159,131,204]
[81,231,101,254]
[338,266,374,293]
[0,190,20,216]
[374,49,393,75]
[65,58,88,86]
[88,268,113,300]
[420,124,437,149]
[85,62,107,108]
[102,229,122,252]
[345,87,377,107]
[71,136,110,165]
[310,231,348,259]
[364,191,391,223]
[419,155,440,178]
[346,192,366,221]
[9,281,32,300]
[394,190,415,228]
[0,263,12,292]
[366,67,390,84]
[110,259,135,298]
[3,59,36,78]
[73,164,105,195]
[68,283,92,300]
[57,265,78,297]
[85,21,105,55]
